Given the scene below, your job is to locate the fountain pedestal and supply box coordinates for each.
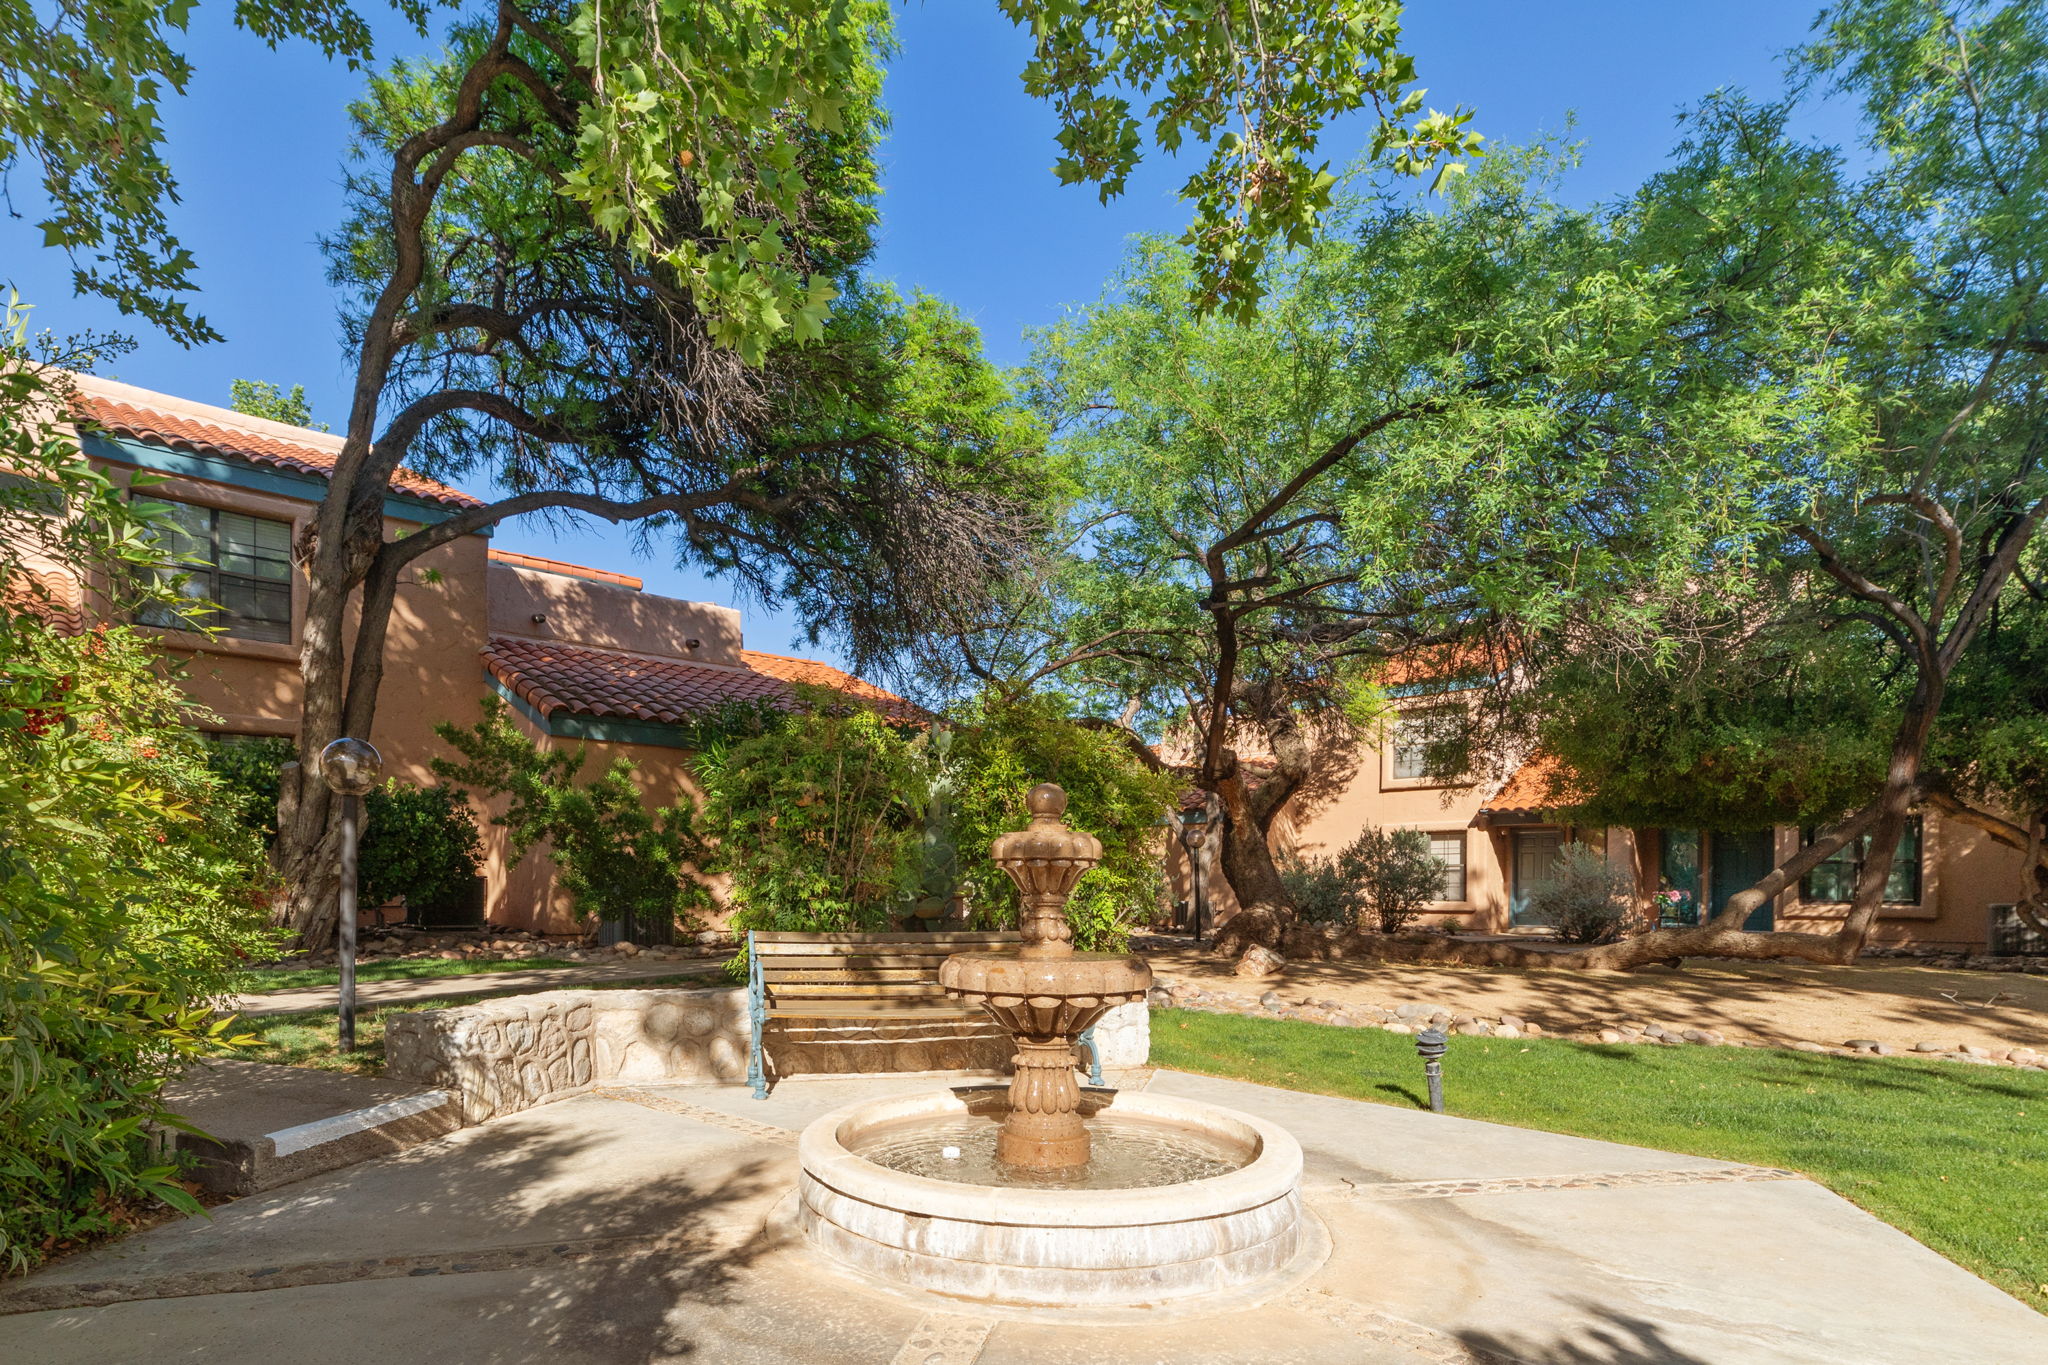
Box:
[937,783,1150,1170]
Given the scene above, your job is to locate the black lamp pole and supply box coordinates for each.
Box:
[319,737,383,1052]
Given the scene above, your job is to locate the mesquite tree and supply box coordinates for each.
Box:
[270,0,1481,942]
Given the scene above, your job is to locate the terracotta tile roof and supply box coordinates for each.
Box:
[1480,752,1580,817]
[487,549,642,590]
[483,636,924,728]
[3,568,86,634]
[1377,642,1502,691]
[76,394,483,510]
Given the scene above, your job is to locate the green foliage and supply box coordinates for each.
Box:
[689,694,922,935]
[228,379,326,431]
[2,321,277,1271]
[947,692,1181,952]
[359,782,482,914]
[1339,827,1444,933]
[1522,843,1638,945]
[200,734,295,842]
[1278,827,1445,932]
[5,1,1472,351]
[432,699,707,940]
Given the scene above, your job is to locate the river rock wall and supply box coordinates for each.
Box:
[385,987,1149,1124]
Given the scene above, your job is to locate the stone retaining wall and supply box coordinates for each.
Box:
[385,988,1150,1125]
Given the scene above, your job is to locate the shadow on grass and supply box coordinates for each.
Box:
[1374,1082,1426,1109]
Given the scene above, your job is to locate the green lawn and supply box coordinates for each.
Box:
[220,974,713,1075]
[1151,1007,2048,1315]
[230,956,578,993]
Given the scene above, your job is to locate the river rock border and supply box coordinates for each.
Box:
[1150,978,2047,1072]
[385,988,1151,1125]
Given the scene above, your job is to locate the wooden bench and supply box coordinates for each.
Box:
[745,930,1105,1098]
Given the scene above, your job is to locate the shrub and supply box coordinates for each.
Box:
[433,698,708,942]
[688,693,920,936]
[1524,843,1640,944]
[1277,851,1357,925]
[3,335,277,1271]
[947,692,1181,953]
[1337,827,1446,933]
[359,782,484,914]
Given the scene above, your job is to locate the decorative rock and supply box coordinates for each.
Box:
[1235,945,1286,978]
[1454,1022,1491,1037]
[1793,1041,1828,1053]
[1872,1043,1896,1056]
[1395,1003,1433,1018]
[1258,991,1284,1010]
[1493,1025,1521,1040]
[1498,1015,1526,1031]
[1913,1040,1957,1053]
[1845,1039,1882,1052]
[1382,1022,1412,1035]
[1961,1044,1992,1059]
[615,942,641,957]
[1146,986,1176,1010]
[1598,1029,1625,1044]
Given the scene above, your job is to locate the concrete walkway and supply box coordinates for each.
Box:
[230,959,726,1016]
[3,1072,2041,1364]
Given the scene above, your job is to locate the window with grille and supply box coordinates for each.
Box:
[1800,818,1922,905]
[1427,831,1467,901]
[136,497,294,643]
[1391,711,1460,780]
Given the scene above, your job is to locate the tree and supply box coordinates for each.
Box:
[946,139,1826,957]
[267,0,1481,944]
[229,379,328,430]
[1,1,1475,344]
[1455,1,2048,966]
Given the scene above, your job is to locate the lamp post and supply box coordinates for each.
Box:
[319,737,383,1051]
[1179,807,1210,946]
[1414,1026,1448,1113]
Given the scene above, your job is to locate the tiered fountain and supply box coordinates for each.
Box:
[796,784,1308,1311]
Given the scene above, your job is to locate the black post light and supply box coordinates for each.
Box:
[1178,807,1210,946]
[1414,1025,1448,1113]
[319,737,384,1051]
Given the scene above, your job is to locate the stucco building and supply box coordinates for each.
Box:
[1170,660,2037,955]
[44,375,915,935]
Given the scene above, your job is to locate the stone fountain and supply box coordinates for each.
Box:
[936,783,1152,1169]
[795,782,1312,1312]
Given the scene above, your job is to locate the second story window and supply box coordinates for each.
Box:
[136,497,294,643]
[1391,710,1461,781]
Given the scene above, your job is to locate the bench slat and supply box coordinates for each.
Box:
[750,931,1021,946]
[761,966,941,982]
[766,1002,994,1020]
[765,983,960,998]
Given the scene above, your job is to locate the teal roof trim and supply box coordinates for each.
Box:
[485,672,694,750]
[83,431,485,530]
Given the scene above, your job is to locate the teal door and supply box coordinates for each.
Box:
[1710,830,1776,931]
[1510,829,1565,926]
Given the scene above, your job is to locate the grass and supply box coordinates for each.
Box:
[230,956,579,993]
[220,974,714,1075]
[1151,1007,2048,1315]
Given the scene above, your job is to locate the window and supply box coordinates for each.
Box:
[1391,711,1461,780]
[1426,831,1467,901]
[136,497,294,642]
[1801,818,1923,905]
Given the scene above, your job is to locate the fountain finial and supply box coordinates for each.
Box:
[989,782,1101,958]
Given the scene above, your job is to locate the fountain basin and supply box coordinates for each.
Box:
[796,1088,1305,1309]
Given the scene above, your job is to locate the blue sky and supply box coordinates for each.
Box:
[1,2,1859,666]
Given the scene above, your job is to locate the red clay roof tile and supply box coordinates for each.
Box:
[78,395,482,510]
[482,636,924,728]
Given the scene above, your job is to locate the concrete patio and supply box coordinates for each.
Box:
[2,1070,2041,1364]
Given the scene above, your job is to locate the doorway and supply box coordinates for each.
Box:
[1509,828,1565,927]
[1710,829,1776,931]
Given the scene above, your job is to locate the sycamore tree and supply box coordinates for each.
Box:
[259,0,1481,942]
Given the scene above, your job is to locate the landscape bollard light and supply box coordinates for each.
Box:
[319,737,384,1051]
[1414,1026,1448,1113]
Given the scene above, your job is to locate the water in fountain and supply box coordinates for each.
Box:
[850,1111,1249,1190]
